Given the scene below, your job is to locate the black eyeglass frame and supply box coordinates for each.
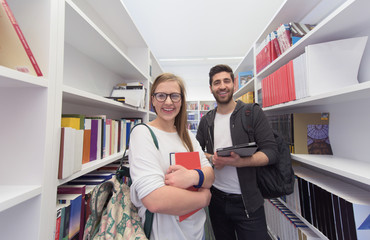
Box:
[152,92,182,103]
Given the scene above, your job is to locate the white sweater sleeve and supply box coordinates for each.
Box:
[129,125,165,206]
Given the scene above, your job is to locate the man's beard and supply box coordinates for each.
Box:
[212,90,234,105]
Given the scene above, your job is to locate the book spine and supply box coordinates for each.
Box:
[1,0,43,76]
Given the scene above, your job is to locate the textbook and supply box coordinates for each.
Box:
[0,0,43,76]
[216,142,258,157]
[169,151,201,222]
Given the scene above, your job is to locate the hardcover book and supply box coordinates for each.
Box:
[0,0,43,76]
[170,151,201,222]
[82,118,91,164]
[58,185,86,240]
[57,193,82,240]
[293,113,331,154]
[58,127,75,179]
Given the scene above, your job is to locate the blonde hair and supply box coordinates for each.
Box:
[151,73,193,152]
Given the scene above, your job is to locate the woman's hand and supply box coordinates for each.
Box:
[165,165,198,189]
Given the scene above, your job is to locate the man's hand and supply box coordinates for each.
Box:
[213,151,269,168]
[212,152,243,169]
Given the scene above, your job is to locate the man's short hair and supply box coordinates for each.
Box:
[209,64,234,86]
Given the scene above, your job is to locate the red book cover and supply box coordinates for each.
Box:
[55,207,62,240]
[271,31,282,58]
[58,128,65,179]
[277,24,292,53]
[170,151,201,222]
[0,0,42,76]
[287,60,296,101]
[281,64,290,103]
[261,77,267,108]
[269,32,278,63]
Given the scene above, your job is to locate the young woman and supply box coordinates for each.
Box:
[129,73,214,240]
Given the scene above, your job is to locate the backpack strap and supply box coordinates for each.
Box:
[130,123,159,150]
[241,103,258,143]
[117,123,159,184]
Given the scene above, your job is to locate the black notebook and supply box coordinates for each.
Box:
[216,142,258,157]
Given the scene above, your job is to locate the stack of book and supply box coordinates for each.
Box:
[256,22,316,74]
[108,82,146,108]
[287,166,370,240]
[260,36,368,108]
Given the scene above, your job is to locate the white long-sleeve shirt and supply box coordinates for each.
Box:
[129,124,211,240]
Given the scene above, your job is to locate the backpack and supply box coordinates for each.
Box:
[241,103,295,199]
[82,175,148,240]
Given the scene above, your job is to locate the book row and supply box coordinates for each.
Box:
[55,163,123,240]
[236,91,255,104]
[265,198,321,240]
[260,36,367,108]
[108,82,146,108]
[59,114,141,179]
[256,22,315,74]
[282,169,370,240]
[266,112,332,155]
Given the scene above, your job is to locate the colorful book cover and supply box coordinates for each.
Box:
[307,124,333,155]
[57,194,82,240]
[58,185,86,240]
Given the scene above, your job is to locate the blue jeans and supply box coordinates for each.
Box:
[209,187,269,240]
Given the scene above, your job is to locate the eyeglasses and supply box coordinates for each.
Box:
[153,92,182,103]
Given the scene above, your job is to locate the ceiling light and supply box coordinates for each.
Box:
[159,56,244,62]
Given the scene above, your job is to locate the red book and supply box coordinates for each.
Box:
[170,151,201,222]
[0,0,42,76]
[55,207,62,240]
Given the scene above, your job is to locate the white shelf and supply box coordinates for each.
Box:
[256,0,368,80]
[233,78,255,99]
[233,0,370,239]
[0,185,42,212]
[1,0,163,239]
[294,165,370,204]
[275,198,329,240]
[292,154,370,186]
[0,66,48,88]
[263,81,370,111]
[63,85,147,113]
[58,151,124,185]
[65,0,146,80]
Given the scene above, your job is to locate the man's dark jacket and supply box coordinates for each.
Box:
[196,100,278,215]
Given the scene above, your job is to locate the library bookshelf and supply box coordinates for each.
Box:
[187,100,217,133]
[0,0,162,239]
[234,0,370,239]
